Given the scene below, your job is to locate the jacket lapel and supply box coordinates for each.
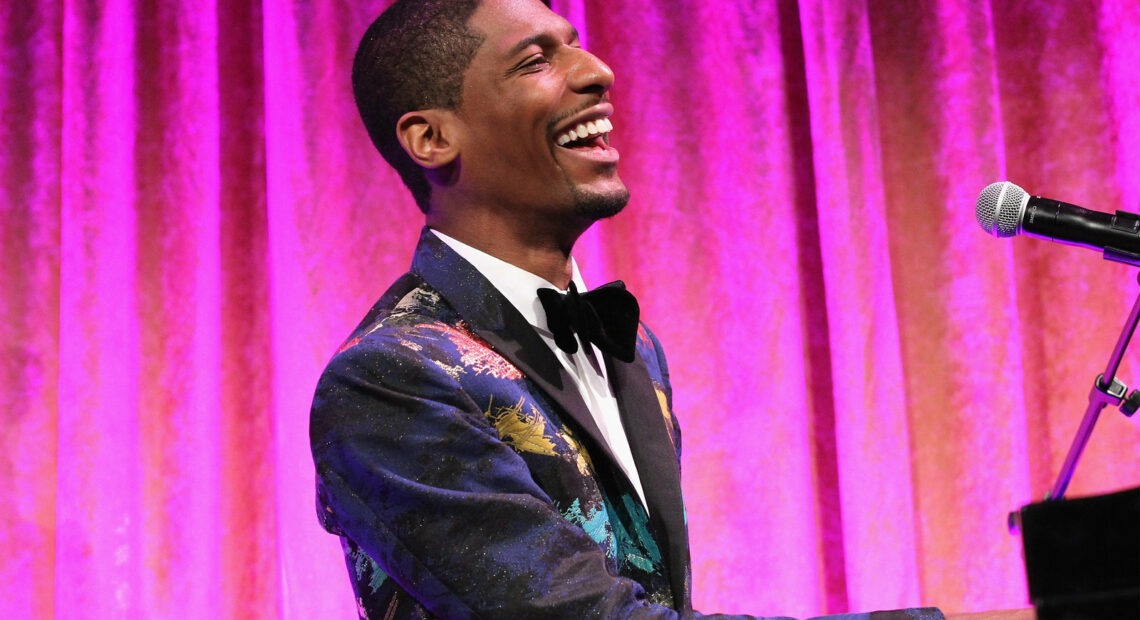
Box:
[609,356,691,611]
[410,230,624,471]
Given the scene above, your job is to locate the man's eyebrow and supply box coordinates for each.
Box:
[505,25,579,58]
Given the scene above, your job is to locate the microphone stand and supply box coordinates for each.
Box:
[1007,267,1140,620]
[1046,271,1140,501]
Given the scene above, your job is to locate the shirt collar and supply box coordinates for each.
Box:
[430,228,587,333]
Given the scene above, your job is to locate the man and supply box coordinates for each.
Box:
[310,0,949,618]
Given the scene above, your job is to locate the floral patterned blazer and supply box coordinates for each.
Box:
[311,229,697,619]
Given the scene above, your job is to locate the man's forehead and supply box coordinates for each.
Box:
[468,0,574,56]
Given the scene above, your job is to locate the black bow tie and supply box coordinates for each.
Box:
[537,281,640,363]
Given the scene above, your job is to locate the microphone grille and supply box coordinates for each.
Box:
[976,181,1027,237]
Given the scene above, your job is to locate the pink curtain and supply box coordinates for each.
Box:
[4,0,1139,617]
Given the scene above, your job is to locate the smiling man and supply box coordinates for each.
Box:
[309,1,949,619]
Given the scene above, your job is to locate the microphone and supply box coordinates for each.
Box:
[976,181,1140,267]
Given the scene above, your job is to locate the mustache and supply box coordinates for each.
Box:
[548,96,610,131]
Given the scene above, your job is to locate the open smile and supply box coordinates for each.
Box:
[552,115,619,164]
[555,117,613,148]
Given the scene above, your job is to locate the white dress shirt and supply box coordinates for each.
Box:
[431,229,649,512]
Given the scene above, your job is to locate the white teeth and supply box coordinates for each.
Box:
[556,118,613,146]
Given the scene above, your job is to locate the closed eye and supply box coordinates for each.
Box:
[516,54,550,73]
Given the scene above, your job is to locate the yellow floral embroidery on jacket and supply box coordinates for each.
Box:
[559,426,593,476]
[485,396,557,457]
[654,386,676,450]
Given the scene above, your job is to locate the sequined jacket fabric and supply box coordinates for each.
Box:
[311,230,695,619]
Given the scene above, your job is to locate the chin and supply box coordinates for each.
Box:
[572,184,631,221]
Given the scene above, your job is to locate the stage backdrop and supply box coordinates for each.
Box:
[4,0,1140,617]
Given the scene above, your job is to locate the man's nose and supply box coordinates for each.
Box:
[567,47,615,95]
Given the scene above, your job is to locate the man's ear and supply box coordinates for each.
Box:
[396,109,460,169]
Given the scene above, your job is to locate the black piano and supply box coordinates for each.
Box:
[1016,486,1140,619]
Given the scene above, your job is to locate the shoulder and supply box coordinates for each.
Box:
[310,277,495,434]
[317,279,499,391]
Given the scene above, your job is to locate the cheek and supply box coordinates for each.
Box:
[463,88,561,170]
[495,91,557,148]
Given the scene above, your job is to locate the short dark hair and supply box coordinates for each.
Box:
[352,0,485,213]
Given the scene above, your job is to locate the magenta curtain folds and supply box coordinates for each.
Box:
[3,0,1139,617]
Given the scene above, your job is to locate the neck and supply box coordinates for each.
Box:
[426,214,585,289]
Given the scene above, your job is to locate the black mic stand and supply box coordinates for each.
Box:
[1010,272,1140,620]
[1047,271,1140,500]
